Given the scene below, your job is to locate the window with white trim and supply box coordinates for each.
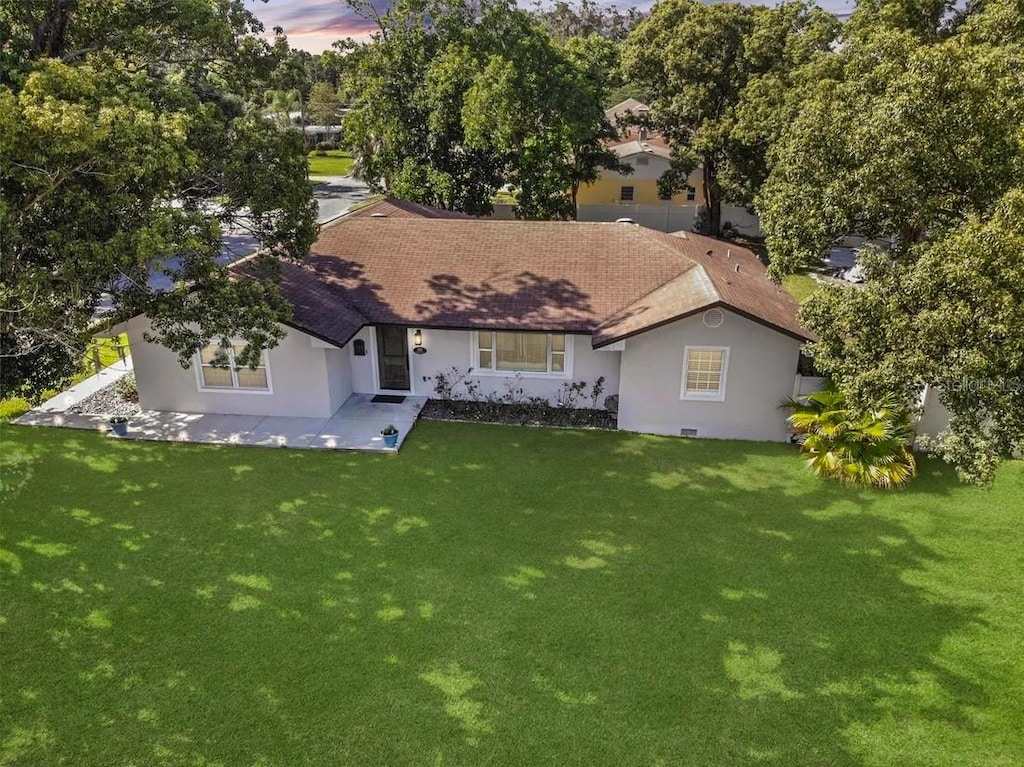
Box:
[197,344,270,391]
[475,331,566,374]
[681,346,728,401]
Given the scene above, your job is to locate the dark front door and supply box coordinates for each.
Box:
[376,326,410,390]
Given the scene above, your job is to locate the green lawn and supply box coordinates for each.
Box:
[782,273,820,303]
[2,423,1022,766]
[308,150,354,178]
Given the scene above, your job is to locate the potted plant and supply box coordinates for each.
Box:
[109,415,129,437]
[380,424,399,448]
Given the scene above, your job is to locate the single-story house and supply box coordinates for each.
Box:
[125,198,814,442]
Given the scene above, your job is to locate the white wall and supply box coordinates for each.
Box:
[350,327,621,407]
[577,204,698,232]
[916,386,952,440]
[349,326,376,394]
[128,317,344,419]
[576,204,763,236]
[325,347,353,413]
[720,205,764,237]
[617,311,803,441]
[793,375,828,398]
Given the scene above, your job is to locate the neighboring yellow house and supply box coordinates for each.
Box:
[576,99,705,231]
[576,141,703,207]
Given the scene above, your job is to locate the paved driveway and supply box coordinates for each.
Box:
[311,175,373,223]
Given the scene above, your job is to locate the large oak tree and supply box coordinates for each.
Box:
[338,0,626,219]
[622,0,836,235]
[759,0,1024,482]
[0,0,317,398]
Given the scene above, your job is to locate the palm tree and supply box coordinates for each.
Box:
[783,384,917,488]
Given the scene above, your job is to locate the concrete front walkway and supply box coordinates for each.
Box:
[26,357,134,414]
[16,392,426,453]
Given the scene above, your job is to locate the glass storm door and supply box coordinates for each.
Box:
[376,326,411,390]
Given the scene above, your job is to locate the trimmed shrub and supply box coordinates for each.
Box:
[0,397,31,421]
[115,373,139,403]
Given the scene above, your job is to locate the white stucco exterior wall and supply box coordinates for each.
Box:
[325,347,353,413]
[616,311,803,441]
[349,327,621,406]
[916,386,952,439]
[127,317,344,418]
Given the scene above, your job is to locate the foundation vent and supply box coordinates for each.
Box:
[680,428,699,437]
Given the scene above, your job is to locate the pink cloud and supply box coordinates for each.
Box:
[247,0,859,54]
[247,0,382,50]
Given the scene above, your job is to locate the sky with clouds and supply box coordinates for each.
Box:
[247,0,856,54]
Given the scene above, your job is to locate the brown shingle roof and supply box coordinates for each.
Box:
[605,98,650,124]
[231,216,810,348]
[604,99,672,151]
[593,240,808,346]
[341,197,474,220]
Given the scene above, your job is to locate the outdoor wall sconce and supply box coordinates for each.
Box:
[353,339,366,356]
[412,329,427,354]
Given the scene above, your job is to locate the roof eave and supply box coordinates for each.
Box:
[592,301,814,348]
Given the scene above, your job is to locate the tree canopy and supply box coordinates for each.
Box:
[622,0,837,235]
[307,81,342,126]
[338,0,626,218]
[1,0,317,398]
[759,0,1024,482]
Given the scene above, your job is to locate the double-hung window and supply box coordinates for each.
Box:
[476,331,566,375]
[681,346,728,401]
[197,344,270,391]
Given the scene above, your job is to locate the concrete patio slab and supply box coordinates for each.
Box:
[14,387,428,453]
[334,394,427,424]
[311,414,416,451]
[168,414,267,445]
[244,417,329,449]
[14,411,110,430]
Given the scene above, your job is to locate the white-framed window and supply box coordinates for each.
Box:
[473,331,569,376]
[196,343,272,392]
[686,186,697,201]
[681,346,728,401]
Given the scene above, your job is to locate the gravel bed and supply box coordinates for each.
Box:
[68,374,141,418]
[420,399,616,430]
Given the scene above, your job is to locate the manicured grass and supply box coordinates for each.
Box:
[783,273,821,303]
[308,149,354,177]
[1,423,1022,766]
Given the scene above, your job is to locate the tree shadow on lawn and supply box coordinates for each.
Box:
[0,423,1007,766]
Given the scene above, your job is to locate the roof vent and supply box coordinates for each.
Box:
[370,212,388,218]
[734,264,741,273]
[727,249,732,258]
[615,217,636,224]
[706,249,714,256]
[702,308,725,328]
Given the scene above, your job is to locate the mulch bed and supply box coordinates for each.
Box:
[420,399,617,430]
